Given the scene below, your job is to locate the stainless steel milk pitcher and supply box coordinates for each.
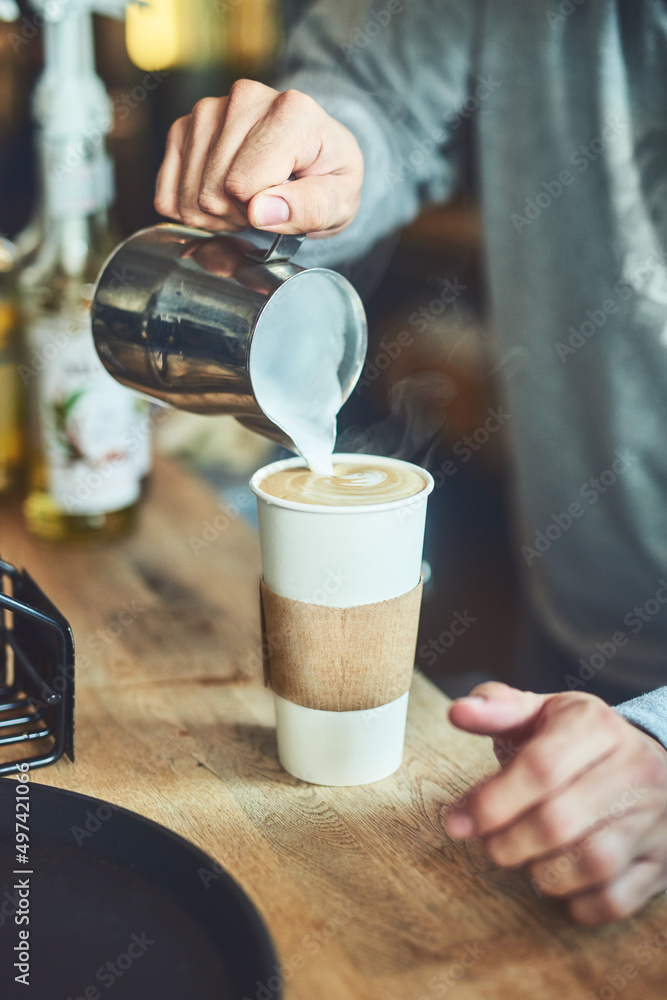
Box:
[91,224,367,448]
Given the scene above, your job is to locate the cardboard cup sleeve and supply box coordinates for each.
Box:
[260,577,423,712]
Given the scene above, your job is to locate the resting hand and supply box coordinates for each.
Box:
[444,682,667,924]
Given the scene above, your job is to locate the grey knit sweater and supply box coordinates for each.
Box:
[278,0,667,747]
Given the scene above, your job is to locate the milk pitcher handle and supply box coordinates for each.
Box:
[245,233,305,264]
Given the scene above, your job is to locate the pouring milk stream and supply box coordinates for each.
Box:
[247,272,345,474]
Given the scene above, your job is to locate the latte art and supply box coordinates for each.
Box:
[259,462,428,506]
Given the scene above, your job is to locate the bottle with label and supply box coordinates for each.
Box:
[0,238,23,495]
[20,6,146,542]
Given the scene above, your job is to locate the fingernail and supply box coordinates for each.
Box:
[454,695,487,705]
[254,196,289,227]
[445,808,476,839]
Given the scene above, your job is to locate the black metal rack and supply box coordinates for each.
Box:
[0,557,75,774]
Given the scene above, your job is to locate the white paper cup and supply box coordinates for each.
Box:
[250,453,434,786]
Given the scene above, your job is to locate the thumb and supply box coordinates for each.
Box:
[248,174,358,236]
[448,681,548,736]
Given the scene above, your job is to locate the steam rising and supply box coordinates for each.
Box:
[336,372,457,466]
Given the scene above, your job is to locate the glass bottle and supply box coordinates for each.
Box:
[20,136,143,543]
[0,238,23,496]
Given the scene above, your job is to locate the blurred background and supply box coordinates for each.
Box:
[0,0,518,695]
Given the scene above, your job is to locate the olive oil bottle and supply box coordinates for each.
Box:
[20,7,145,542]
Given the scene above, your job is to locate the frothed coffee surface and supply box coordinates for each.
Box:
[259,462,428,506]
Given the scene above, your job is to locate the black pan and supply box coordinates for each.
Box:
[0,779,280,1000]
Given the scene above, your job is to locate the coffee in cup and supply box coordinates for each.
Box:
[258,461,428,507]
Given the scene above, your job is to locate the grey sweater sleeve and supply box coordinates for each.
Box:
[615,688,667,750]
[274,0,481,267]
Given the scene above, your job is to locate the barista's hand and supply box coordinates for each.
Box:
[444,682,667,924]
[154,80,364,237]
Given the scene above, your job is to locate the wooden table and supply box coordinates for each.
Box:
[1,458,666,999]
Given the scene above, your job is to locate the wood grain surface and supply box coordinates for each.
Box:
[1,458,666,999]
